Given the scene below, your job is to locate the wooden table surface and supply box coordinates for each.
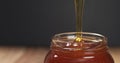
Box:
[0,46,119,63]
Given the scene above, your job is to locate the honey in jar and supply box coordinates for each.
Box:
[44,32,114,63]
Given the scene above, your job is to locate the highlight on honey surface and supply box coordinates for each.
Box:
[75,36,82,42]
[75,32,83,42]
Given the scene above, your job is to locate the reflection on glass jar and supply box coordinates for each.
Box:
[44,32,114,63]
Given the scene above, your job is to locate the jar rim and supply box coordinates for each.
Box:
[52,32,107,51]
[55,32,104,36]
[53,32,106,39]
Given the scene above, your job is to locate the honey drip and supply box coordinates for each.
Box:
[74,0,84,42]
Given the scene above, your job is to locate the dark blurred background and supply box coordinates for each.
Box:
[0,0,119,46]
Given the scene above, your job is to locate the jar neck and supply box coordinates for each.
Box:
[51,32,108,52]
[50,41,108,52]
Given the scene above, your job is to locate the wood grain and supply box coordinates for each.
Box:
[0,46,119,63]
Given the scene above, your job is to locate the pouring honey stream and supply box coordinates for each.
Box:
[74,0,84,42]
[74,0,85,48]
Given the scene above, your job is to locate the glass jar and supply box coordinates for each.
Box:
[44,32,114,63]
